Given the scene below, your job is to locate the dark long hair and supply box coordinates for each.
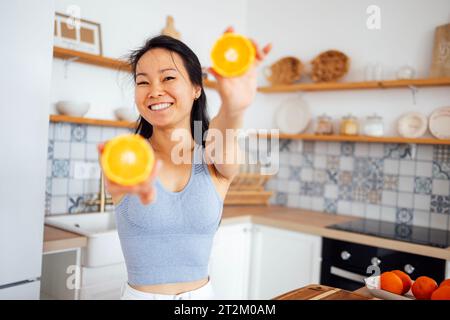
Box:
[128,35,209,147]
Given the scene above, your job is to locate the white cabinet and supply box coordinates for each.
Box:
[249,224,322,300]
[209,223,252,299]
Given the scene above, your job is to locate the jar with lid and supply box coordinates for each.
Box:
[363,114,384,137]
[315,114,334,135]
[339,114,359,136]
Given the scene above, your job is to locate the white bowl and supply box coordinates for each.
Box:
[56,100,90,117]
[397,112,427,138]
[114,107,139,122]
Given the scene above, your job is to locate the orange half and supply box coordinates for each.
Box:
[101,134,154,186]
[211,33,255,77]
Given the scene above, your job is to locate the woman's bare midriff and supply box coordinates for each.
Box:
[130,277,209,295]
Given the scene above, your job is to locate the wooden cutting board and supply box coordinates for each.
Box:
[273,284,370,300]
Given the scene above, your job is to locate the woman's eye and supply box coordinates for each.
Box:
[164,76,175,81]
[136,81,148,86]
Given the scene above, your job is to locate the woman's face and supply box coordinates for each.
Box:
[134,48,201,130]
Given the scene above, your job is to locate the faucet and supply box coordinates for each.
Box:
[83,173,114,212]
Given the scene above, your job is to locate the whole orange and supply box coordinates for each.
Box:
[439,279,450,288]
[380,271,404,295]
[412,276,438,300]
[392,270,412,295]
[431,286,450,300]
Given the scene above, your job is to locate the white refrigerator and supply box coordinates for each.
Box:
[0,0,54,299]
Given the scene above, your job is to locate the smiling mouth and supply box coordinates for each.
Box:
[148,102,174,111]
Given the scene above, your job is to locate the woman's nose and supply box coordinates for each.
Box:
[147,84,165,98]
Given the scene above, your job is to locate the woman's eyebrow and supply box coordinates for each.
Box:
[136,68,177,77]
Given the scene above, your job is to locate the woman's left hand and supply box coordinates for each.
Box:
[208,26,272,117]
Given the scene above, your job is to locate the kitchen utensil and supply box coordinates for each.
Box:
[310,50,350,82]
[365,276,414,300]
[264,56,303,85]
[429,106,450,140]
[55,100,90,117]
[275,97,311,134]
[397,112,427,138]
[114,107,139,122]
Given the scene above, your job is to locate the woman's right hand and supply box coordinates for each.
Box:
[97,142,162,205]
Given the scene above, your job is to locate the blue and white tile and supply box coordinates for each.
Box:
[275,192,288,206]
[68,179,84,195]
[51,178,68,196]
[354,143,369,157]
[413,194,431,211]
[340,157,354,171]
[279,140,293,152]
[301,154,314,168]
[54,123,71,142]
[48,123,55,140]
[314,169,327,184]
[86,126,103,143]
[279,152,290,166]
[314,142,328,155]
[326,156,340,170]
[313,155,327,169]
[396,208,413,225]
[354,158,370,176]
[398,177,415,193]
[86,143,99,161]
[337,200,352,215]
[383,175,398,191]
[338,185,353,201]
[415,161,433,178]
[327,142,341,156]
[432,161,450,180]
[287,193,301,208]
[326,169,339,184]
[369,143,384,158]
[289,153,303,166]
[303,141,314,153]
[277,166,290,179]
[414,177,432,194]
[68,195,86,214]
[53,141,70,159]
[52,159,70,178]
[299,196,312,210]
[384,144,412,159]
[430,194,450,214]
[291,140,303,153]
[397,192,413,208]
[433,145,450,162]
[383,159,400,175]
[367,190,382,205]
[341,142,355,156]
[399,160,415,176]
[416,145,433,161]
[430,213,449,231]
[277,179,291,193]
[288,166,301,180]
[46,159,53,178]
[50,196,68,214]
[84,179,100,194]
[339,171,353,186]
[288,180,301,194]
[380,206,396,223]
[70,142,86,160]
[412,210,430,228]
[71,124,87,142]
[47,140,54,160]
[352,186,367,202]
[45,177,52,194]
[350,202,366,218]
[312,197,324,211]
[101,127,118,141]
[301,168,314,182]
[324,199,337,214]
[324,184,339,199]
[382,191,397,207]
[432,179,450,196]
[366,204,381,220]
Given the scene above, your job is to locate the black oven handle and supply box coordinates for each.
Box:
[330,266,366,284]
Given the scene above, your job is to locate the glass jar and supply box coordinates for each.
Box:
[363,114,384,137]
[315,114,334,135]
[340,115,359,136]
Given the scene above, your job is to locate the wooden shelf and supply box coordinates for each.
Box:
[204,78,450,93]
[49,114,136,128]
[53,47,131,72]
[257,132,450,145]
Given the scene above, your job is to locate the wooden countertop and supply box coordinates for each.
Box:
[222,206,450,261]
[43,225,87,253]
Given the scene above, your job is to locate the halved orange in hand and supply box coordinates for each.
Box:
[101,134,154,186]
[211,33,255,77]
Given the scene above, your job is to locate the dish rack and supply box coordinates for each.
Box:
[224,172,274,206]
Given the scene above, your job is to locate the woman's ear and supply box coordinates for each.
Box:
[194,87,202,100]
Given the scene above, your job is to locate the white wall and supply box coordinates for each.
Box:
[245,0,450,135]
[51,0,248,119]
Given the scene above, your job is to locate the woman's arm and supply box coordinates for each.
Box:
[205,27,271,181]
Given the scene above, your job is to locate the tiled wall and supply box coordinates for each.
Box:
[46,122,132,215]
[266,140,450,231]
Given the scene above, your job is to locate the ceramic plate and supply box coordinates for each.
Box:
[365,276,414,300]
[429,107,450,140]
[397,112,427,138]
[275,97,311,134]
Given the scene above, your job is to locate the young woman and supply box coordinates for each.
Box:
[98,27,271,300]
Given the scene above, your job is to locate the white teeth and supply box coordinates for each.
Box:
[150,103,173,111]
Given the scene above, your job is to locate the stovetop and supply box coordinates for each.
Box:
[326,218,450,249]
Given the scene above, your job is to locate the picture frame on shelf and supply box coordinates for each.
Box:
[54,12,103,56]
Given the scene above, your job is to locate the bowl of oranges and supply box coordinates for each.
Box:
[365,270,450,300]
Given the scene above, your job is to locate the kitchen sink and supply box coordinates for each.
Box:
[45,211,124,267]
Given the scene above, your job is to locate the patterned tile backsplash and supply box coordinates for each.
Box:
[266,140,450,231]
[45,122,450,231]
[45,122,132,216]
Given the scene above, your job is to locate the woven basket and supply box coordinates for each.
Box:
[310,50,350,82]
[265,56,303,85]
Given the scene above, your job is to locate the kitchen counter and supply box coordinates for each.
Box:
[222,206,450,260]
[43,225,87,253]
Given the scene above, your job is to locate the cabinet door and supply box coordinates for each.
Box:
[209,223,252,299]
[249,225,322,300]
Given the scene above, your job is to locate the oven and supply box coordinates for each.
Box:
[320,237,446,291]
